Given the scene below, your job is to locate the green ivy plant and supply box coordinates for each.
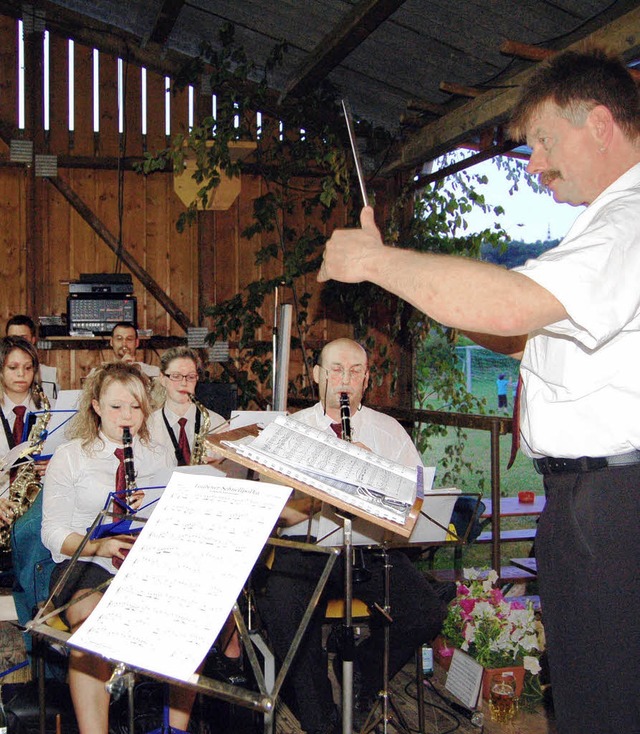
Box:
[137,24,518,489]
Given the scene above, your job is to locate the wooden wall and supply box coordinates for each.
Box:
[0,13,410,408]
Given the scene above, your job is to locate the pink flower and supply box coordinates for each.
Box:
[489,588,505,605]
[458,598,476,616]
[457,584,471,596]
[509,600,526,610]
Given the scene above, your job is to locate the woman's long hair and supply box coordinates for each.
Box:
[69,362,153,451]
[0,336,42,407]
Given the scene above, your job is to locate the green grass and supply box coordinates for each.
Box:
[416,359,542,573]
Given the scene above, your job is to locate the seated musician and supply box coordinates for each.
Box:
[0,336,49,524]
[40,363,192,734]
[257,338,447,734]
[148,346,245,682]
[108,321,160,378]
[148,346,225,465]
[6,314,59,400]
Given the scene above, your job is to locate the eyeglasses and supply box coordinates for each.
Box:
[163,372,198,383]
[323,365,367,382]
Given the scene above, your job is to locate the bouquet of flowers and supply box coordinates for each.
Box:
[440,569,544,679]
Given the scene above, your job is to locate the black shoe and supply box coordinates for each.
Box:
[207,651,248,686]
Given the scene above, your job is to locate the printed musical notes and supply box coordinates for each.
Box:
[69,474,291,682]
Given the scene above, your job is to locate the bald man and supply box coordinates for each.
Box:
[257,339,445,734]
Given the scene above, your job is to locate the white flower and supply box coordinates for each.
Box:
[464,567,480,580]
[524,656,541,675]
[482,569,499,592]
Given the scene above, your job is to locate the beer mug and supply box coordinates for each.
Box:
[489,671,517,723]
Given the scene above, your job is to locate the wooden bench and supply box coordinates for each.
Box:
[476,528,537,543]
[510,557,538,575]
[430,565,537,585]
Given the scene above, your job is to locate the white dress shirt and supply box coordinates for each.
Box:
[515,162,640,458]
[41,433,174,573]
[0,395,39,498]
[148,403,225,466]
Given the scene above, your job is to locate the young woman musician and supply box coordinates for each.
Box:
[148,347,244,678]
[40,362,189,734]
[0,336,45,524]
[148,346,225,466]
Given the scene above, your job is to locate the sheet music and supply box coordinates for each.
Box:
[69,474,291,682]
[224,415,419,523]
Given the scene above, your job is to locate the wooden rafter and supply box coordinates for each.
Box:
[279,0,407,101]
[145,0,186,47]
[501,39,640,82]
[382,4,640,175]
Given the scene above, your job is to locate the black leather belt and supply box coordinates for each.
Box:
[534,450,640,475]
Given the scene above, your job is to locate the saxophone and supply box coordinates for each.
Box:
[189,394,211,465]
[0,384,51,550]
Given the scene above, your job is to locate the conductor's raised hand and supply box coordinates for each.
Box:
[318,206,383,283]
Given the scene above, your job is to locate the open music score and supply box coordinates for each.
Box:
[209,415,432,537]
[66,473,291,682]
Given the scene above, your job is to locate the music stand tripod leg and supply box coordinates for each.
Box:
[360,548,412,734]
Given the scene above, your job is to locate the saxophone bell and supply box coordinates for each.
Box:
[188,394,211,465]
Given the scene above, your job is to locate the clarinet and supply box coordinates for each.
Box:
[339,392,352,442]
[121,426,137,502]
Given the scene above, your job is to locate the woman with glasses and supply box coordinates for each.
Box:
[149,347,244,683]
[148,347,225,466]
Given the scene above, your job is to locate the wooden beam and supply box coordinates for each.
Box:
[279,0,407,101]
[145,0,185,47]
[383,4,640,175]
[439,81,483,98]
[406,99,445,116]
[501,38,640,82]
[46,174,193,332]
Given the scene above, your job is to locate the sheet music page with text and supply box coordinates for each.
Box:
[69,474,291,682]
[225,415,419,522]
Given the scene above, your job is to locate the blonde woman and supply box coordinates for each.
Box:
[41,363,192,733]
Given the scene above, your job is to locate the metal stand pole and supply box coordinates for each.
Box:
[339,513,354,734]
[361,548,411,734]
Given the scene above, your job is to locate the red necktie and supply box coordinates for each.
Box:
[113,448,126,516]
[9,405,27,484]
[177,417,191,466]
[507,377,521,470]
[329,423,342,439]
[12,405,26,445]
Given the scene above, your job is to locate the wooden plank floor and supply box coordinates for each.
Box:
[275,654,558,734]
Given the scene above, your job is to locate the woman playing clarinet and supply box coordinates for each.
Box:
[40,362,188,733]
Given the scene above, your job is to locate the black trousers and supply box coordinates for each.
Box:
[536,464,640,734]
[256,545,445,733]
